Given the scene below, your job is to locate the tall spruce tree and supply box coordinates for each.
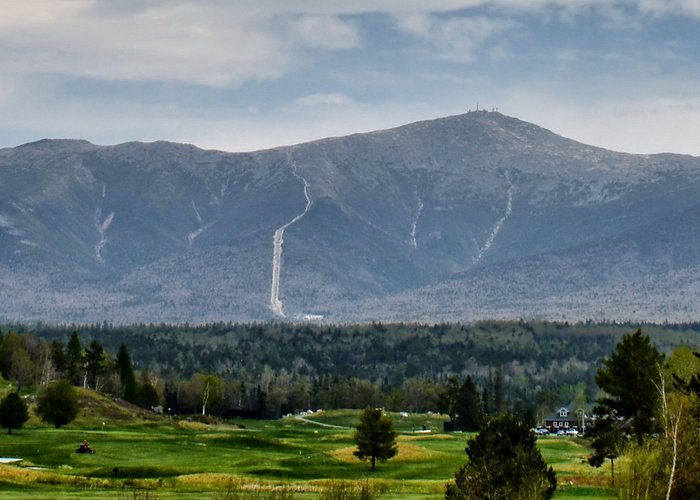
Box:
[116,343,137,403]
[83,340,105,390]
[66,331,82,385]
[594,329,664,443]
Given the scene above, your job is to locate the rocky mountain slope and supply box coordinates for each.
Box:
[1,111,699,324]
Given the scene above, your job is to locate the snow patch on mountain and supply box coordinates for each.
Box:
[473,171,513,265]
[95,209,115,261]
[410,184,424,248]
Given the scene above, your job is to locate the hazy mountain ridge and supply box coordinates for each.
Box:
[1,111,699,323]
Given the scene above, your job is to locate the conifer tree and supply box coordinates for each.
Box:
[446,413,557,499]
[353,408,398,471]
[594,329,664,443]
[83,340,105,390]
[66,331,82,385]
[116,343,137,403]
[455,376,482,432]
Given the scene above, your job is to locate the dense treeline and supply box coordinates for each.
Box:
[2,321,699,421]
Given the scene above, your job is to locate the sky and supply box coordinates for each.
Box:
[2,0,700,155]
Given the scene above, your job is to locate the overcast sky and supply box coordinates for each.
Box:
[2,0,700,155]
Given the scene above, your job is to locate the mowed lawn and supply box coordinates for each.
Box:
[0,395,618,498]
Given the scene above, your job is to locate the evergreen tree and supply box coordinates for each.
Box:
[49,340,69,378]
[446,413,557,499]
[0,392,29,434]
[493,366,506,414]
[437,376,461,422]
[66,331,82,385]
[83,340,106,390]
[353,407,398,471]
[115,343,137,403]
[594,329,664,443]
[36,380,79,429]
[136,382,161,409]
[455,376,482,432]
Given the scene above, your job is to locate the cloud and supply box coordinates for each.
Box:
[637,0,700,18]
[287,15,361,50]
[397,13,517,62]
[294,93,354,107]
[1,1,697,89]
[0,2,359,87]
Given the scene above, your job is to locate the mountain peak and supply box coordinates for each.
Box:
[1,114,699,324]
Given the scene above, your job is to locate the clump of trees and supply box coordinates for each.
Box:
[18,319,694,420]
[585,329,700,498]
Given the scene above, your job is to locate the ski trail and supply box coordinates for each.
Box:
[410,183,424,248]
[473,171,513,265]
[270,153,313,317]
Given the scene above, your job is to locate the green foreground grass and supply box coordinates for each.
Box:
[0,390,617,499]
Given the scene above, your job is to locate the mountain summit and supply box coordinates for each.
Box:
[1,111,699,323]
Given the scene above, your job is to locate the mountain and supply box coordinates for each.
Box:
[1,111,699,324]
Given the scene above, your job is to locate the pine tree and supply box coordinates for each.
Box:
[455,376,482,432]
[353,408,398,471]
[594,328,664,443]
[446,413,557,499]
[66,331,82,385]
[83,340,105,390]
[116,343,137,403]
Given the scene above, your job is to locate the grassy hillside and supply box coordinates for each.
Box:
[0,389,617,499]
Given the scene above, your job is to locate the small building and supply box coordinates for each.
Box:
[543,405,590,432]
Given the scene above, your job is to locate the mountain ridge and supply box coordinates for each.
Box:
[1,111,699,324]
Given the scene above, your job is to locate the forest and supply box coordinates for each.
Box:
[2,320,700,423]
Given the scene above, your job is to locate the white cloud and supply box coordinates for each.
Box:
[637,0,700,18]
[397,13,517,62]
[287,15,361,50]
[0,2,359,87]
[1,1,697,89]
[294,93,354,107]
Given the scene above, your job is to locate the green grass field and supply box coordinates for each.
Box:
[0,390,618,499]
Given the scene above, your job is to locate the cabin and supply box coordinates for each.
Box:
[543,405,590,432]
